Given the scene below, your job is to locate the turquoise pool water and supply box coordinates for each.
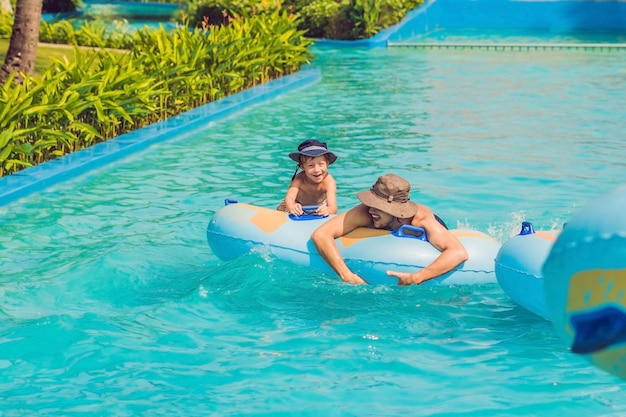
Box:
[1,45,625,415]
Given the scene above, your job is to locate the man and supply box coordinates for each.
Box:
[311,173,469,285]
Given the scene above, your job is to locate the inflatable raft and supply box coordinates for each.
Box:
[206,200,500,285]
[494,222,560,320]
[543,185,626,379]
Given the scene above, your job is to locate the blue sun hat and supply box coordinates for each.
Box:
[289,139,337,165]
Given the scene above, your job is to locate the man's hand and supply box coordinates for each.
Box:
[386,270,421,286]
[342,271,367,285]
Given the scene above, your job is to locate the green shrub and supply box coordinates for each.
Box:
[180,0,272,28]
[297,0,423,40]
[300,0,344,39]
[324,6,355,40]
[39,19,134,49]
[39,20,78,44]
[379,0,423,28]
[0,10,12,39]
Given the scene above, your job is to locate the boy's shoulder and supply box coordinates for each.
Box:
[324,172,336,184]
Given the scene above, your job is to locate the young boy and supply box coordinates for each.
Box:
[277,139,338,217]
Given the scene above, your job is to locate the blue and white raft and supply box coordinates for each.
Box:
[206,200,500,285]
[543,185,626,380]
[494,222,560,320]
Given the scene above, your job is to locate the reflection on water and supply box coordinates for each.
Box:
[42,0,181,32]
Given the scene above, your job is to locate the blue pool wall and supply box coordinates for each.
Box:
[0,69,321,207]
[318,0,626,47]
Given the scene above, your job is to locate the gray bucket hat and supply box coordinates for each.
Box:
[289,140,337,165]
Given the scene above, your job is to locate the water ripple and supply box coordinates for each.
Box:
[1,46,625,415]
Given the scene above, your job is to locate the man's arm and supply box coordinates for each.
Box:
[387,210,469,285]
[311,204,372,284]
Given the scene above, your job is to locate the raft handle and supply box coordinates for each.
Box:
[301,205,319,214]
[225,198,238,206]
[289,205,328,221]
[392,225,428,241]
[518,221,535,235]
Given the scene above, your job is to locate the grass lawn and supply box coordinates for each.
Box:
[0,39,127,77]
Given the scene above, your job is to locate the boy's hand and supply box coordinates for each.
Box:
[315,205,330,217]
[290,203,303,216]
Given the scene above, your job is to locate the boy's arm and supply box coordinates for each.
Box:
[318,175,337,216]
[282,177,303,215]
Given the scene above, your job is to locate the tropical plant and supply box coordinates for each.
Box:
[39,18,133,48]
[351,0,382,38]
[0,9,12,37]
[180,0,280,28]
[297,0,424,40]
[299,0,343,39]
